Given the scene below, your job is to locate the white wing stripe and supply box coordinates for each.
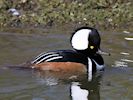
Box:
[45,56,63,62]
[36,54,59,64]
[31,52,58,64]
[36,52,56,58]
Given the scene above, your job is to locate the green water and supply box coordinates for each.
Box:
[0,29,132,100]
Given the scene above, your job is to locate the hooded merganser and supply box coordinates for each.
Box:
[30,27,106,73]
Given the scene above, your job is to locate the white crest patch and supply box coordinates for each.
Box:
[71,29,91,50]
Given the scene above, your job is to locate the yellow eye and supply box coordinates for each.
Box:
[90,46,94,49]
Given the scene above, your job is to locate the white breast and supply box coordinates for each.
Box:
[93,60,104,70]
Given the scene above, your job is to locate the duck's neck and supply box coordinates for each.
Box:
[75,50,104,70]
[87,53,104,81]
[89,53,104,71]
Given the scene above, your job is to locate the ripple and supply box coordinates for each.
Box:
[124,37,133,41]
[120,52,130,56]
[121,59,133,63]
[112,61,128,68]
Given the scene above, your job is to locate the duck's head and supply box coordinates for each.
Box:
[71,27,102,56]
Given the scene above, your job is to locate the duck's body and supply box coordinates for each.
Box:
[29,27,105,73]
[31,50,104,72]
[31,50,88,66]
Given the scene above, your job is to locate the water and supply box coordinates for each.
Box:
[0,29,133,100]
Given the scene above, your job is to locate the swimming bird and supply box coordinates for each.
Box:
[28,27,107,75]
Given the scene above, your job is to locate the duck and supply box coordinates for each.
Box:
[29,27,108,74]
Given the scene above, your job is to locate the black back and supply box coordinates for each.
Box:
[32,50,88,66]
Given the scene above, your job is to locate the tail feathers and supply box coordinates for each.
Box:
[5,61,33,70]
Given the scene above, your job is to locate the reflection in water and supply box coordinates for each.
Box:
[71,82,89,100]
[32,69,103,100]
[70,72,103,100]
[33,71,59,86]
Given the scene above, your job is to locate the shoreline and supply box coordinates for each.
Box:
[0,23,132,35]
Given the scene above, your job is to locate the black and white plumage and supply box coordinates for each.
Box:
[31,50,104,72]
[29,27,105,77]
[31,50,88,65]
[71,27,101,55]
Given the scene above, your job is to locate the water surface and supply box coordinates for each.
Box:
[0,29,133,100]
